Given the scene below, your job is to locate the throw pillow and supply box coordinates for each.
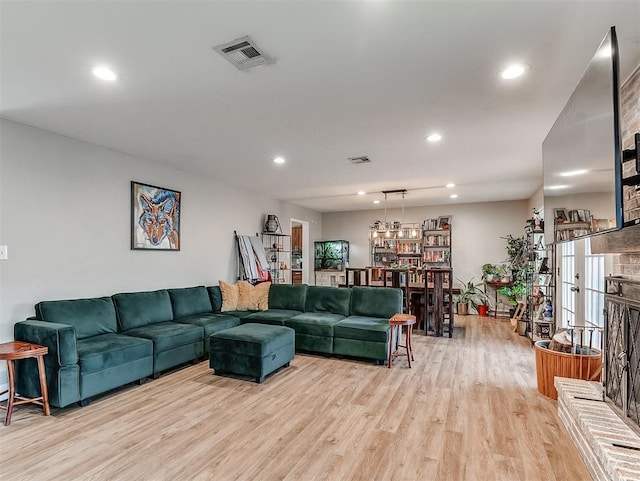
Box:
[237,281,271,311]
[219,280,239,312]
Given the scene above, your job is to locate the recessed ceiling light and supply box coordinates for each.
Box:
[446,183,455,188]
[92,65,117,81]
[425,133,442,143]
[273,156,285,164]
[450,194,458,199]
[357,191,366,196]
[559,169,588,177]
[500,63,530,80]
[547,185,569,190]
[373,200,380,204]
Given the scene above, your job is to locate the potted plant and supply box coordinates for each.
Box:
[494,263,510,283]
[455,278,484,315]
[481,263,497,282]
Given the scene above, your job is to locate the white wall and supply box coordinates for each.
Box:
[321,200,529,284]
[0,119,322,385]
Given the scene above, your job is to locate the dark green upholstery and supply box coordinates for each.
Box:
[243,309,302,326]
[224,310,255,319]
[174,313,241,354]
[304,286,351,316]
[334,316,391,342]
[268,284,308,311]
[333,316,391,362]
[285,313,345,337]
[350,286,403,319]
[35,297,117,340]
[113,290,174,330]
[168,286,212,318]
[207,286,223,313]
[123,322,203,352]
[210,324,293,356]
[77,333,153,373]
[210,324,294,382]
[14,319,78,366]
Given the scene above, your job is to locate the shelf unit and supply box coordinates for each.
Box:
[369,223,423,268]
[261,233,291,284]
[422,220,452,268]
[525,227,555,342]
[555,221,592,242]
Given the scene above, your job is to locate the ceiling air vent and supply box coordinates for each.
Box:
[213,36,275,71]
[348,156,371,165]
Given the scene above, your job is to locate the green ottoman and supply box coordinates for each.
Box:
[209,324,295,383]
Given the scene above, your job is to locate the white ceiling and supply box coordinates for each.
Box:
[2,1,639,212]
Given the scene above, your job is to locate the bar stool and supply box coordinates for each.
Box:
[388,313,416,368]
[0,341,50,425]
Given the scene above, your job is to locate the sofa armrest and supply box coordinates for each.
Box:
[14,319,78,366]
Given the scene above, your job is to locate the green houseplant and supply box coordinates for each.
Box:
[455,278,486,315]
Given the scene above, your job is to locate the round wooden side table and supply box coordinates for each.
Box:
[0,341,50,426]
[388,313,416,368]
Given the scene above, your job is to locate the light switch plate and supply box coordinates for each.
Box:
[0,245,7,260]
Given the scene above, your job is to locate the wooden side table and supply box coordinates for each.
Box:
[388,313,416,368]
[0,341,50,426]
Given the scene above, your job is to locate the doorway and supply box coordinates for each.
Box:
[290,218,309,285]
[558,237,611,347]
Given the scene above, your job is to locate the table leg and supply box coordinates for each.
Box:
[36,354,50,416]
[4,359,15,426]
[387,325,394,368]
[405,326,412,368]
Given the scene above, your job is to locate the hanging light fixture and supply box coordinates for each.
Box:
[383,192,391,237]
[398,191,405,237]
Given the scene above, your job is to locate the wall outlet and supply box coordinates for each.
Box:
[0,245,7,260]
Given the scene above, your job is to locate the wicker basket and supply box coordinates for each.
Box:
[534,340,602,400]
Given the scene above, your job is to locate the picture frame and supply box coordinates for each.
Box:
[131,181,181,251]
[437,215,452,229]
[554,208,568,223]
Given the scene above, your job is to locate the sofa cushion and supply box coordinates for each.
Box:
[237,281,270,311]
[304,286,351,317]
[35,297,118,340]
[224,310,255,319]
[350,286,402,319]
[175,313,241,338]
[77,333,153,374]
[219,280,239,312]
[334,316,391,342]
[113,290,174,331]
[285,312,345,337]
[168,286,212,318]
[122,322,203,352]
[268,284,307,312]
[244,309,302,326]
[207,286,223,313]
[210,323,294,357]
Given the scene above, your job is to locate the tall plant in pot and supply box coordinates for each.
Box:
[455,278,485,315]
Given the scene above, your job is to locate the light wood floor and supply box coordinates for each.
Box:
[0,316,591,481]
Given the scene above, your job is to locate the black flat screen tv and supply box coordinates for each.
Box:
[543,26,623,244]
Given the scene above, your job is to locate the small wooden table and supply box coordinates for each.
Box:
[0,341,50,426]
[388,313,416,368]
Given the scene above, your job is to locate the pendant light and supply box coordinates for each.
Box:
[398,191,405,237]
[384,192,391,237]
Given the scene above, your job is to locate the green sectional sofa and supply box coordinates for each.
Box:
[14,284,402,408]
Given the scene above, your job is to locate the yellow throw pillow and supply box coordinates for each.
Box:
[237,281,271,311]
[219,280,239,312]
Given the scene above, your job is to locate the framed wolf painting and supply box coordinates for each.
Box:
[131,181,181,251]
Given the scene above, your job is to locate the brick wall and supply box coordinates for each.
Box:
[621,65,640,227]
[611,64,640,279]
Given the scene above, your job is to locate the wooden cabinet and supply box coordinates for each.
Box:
[292,270,303,285]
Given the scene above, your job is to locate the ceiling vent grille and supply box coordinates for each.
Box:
[213,36,275,71]
[348,156,371,165]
